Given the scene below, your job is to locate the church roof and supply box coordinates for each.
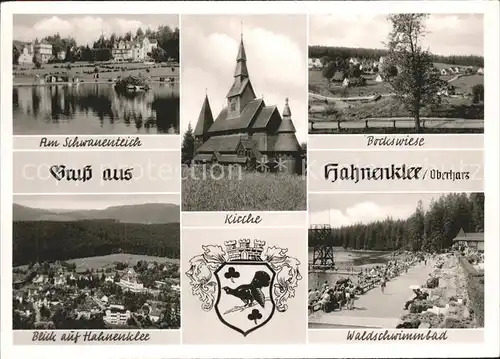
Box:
[277,118,296,133]
[251,106,278,130]
[218,155,248,164]
[196,134,243,153]
[236,37,247,62]
[208,99,264,133]
[193,153,214,162]
[283,98,291,117]
[273,133,301,152]
[194,95,214,137]
[226,77,252,98]
[234,57,249,78]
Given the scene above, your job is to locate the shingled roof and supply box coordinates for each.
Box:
[194,95,214,137]
[251,106,278,130]
[208,99,264,133]
[273,133,301,152]
[196,134,242,153]
[277,117,297,133]
[226,78,254,98]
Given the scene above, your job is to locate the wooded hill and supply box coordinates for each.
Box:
[309,46,484,68]
[309,193,484,252]
[13,220,180,266]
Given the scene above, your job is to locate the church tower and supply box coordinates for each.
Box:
[226,34,256,119]
[193,94,214,150]
[277,98,296,133]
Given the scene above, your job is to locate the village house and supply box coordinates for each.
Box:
[192,34,302,174]
[104,305,131,326]
[112,37,158,62]
[374,74,383,83]
[349,57,360,65]
[57,50,66,61]
[477,67,484,75]
[440,68,449,76]
[14,41,53,64]
[118,267,145,293]
[453,228,484,252]
[342,78,350,87]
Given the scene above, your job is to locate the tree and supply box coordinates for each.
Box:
[472,84,484,104]
[382,64,398,78]
[150,47,167,63]
[136,28,144,38]
[181,123,195,164]
[385,14,445,133]
[13,46,20,65]
[33,54,42,69]
[64,45,74,63]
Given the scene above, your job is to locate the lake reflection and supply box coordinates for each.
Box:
[13,83,179,135]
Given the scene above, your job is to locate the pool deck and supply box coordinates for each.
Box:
[309,260,435,328]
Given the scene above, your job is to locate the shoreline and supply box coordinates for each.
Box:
[13,79,180,87]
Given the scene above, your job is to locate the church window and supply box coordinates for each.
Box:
[230,100,236,111]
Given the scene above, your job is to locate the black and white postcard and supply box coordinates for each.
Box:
[180,15,307,211]
[308,192,484,330]
[13,14,180,135]
[308,14,484,134]
[12,195,181,331]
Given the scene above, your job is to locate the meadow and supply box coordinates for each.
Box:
[13,61,179,85]
[15,253,179,272]
[308,64,484,133]
[182,165,307,211]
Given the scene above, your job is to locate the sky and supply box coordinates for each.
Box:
[181,15,307,143]
[14,194,180,210]
[309,14,483,57]
[308,193,449,228]
[13,14,179,46]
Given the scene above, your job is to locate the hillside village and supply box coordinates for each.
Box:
[308,49,484,133]
[13,259,181,330]
[309,55,484,97]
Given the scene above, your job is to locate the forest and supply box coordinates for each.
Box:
[309,46,484,68]
[309,193,484,252]
[13,219,180,266]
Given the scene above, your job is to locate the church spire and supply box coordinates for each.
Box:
[194,93,214,139]
[234,33,248,78]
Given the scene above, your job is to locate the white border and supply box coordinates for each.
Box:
[1,1,499,358]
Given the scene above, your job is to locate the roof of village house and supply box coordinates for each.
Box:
[453,228,484,242]
[194,95,214,136]
[332,71,344,82]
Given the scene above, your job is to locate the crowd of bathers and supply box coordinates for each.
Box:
[308,253,426,314]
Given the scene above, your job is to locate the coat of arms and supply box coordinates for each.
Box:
[186,239,302,336]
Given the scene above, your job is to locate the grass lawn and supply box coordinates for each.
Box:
[182,166,307,211]
[66,253,179,271]
[13,61,179,84]
[449,74,484,93]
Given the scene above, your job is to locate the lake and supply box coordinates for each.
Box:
[308,247,393,290]
[308,247,391,266]
[13,83,179,135]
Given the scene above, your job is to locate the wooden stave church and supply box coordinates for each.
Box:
[192,34,302,174]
